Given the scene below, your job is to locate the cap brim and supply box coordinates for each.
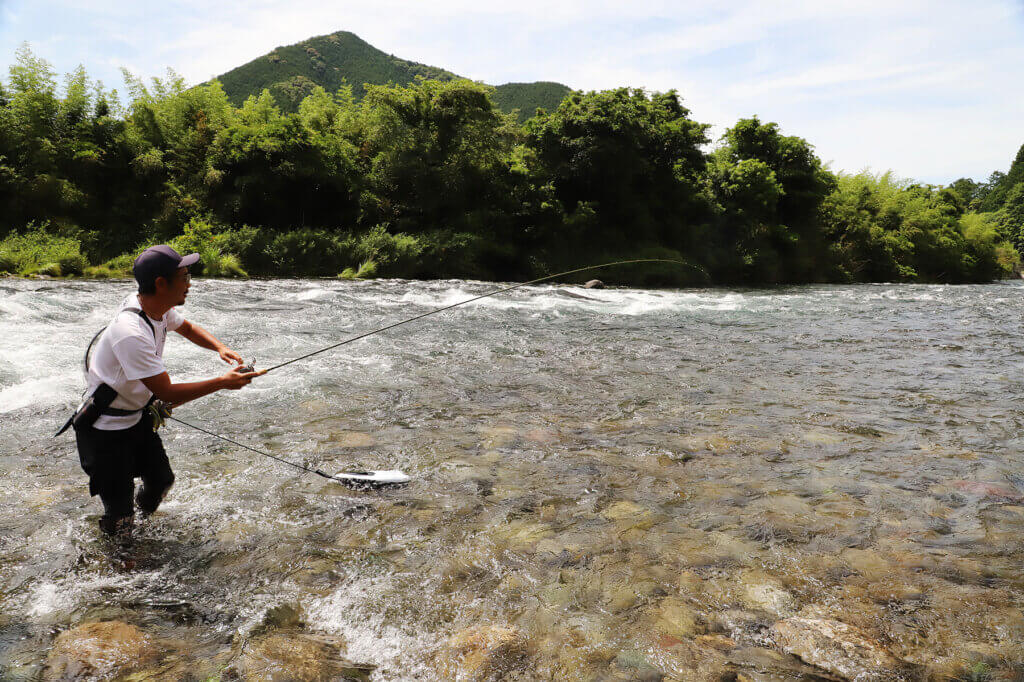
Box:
[179,253,200,267]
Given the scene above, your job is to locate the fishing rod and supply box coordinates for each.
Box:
[264,258,697,373]
[166,258,699,485]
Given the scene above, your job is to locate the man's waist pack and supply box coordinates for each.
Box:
[54,384,149,436]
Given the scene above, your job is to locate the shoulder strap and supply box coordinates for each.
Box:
[83,326,107,378]
[121,306,156,338]
[84,308,157,375]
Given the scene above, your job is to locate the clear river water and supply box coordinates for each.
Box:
[1,278,1023,680]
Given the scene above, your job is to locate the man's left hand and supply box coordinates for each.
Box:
[218,347,244,365]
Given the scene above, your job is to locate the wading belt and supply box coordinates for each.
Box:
[54,308,156,437]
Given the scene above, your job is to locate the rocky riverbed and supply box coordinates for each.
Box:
[1,279,1023,680]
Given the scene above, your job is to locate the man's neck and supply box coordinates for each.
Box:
[136,294,171,321]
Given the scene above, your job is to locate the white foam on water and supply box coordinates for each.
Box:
[393,285,757,317]
[26,582,67,618]
[0,298,35,318]
[293,287,335,301]
[26,573,140,620]
[0,375,72,413]
[306,578,435,680]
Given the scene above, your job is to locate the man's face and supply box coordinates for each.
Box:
[158,267,191,306]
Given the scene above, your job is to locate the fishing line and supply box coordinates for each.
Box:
[264,258,698,373]
[167,415,312,474]
[166,414,409,485]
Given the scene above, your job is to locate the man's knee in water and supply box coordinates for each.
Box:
[137,471,174,515]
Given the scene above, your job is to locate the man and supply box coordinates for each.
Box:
[74,245,264,536]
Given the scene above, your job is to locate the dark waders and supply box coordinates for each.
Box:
[74,408,175,535]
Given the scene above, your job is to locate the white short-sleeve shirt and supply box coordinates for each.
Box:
[86,293,184,430]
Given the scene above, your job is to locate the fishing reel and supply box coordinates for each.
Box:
[238,357,256,373]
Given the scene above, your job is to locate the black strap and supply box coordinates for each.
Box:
[123,307,156,338]
[101,395,155,416]
[101,405,144,416]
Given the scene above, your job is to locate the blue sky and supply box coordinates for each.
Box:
[1,0,1022,184]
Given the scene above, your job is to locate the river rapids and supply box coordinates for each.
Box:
[1,278,1023,680]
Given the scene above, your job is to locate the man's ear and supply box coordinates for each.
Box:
[154,275,169,292]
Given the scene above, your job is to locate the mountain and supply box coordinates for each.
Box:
[214,31,571,120]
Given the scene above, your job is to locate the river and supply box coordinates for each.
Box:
[1,278,1022,680]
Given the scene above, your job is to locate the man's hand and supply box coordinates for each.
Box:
[218,347,244,365]
[220,366,266,390]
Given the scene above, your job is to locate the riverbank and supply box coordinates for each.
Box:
[2,220,1015,286]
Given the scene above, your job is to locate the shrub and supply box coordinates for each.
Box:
[57,253,88,276]
[84,253,136,279]
[34,262,65,277]
[350,224,422,277]
[102,253,136,275]
[413,230,485,279]
[206,253,248,278]
[339,259,379,279]
[166,217,249,278]
[268,229,350,276]
[83,265,117,279]
[0,225,90,276]
[218,225,276,275]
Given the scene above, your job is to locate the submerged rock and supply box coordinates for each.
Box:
[771,617,908,680]
[949,480,1023,501]
[612,650,663,681]
[239,633,372,682]
[44,621,160,680]
[740,571,798,617]
[695,634,736,651]
[230,604,374,682]
[654,597,705,638]
[329,431,376,448]
[437,624,531,681]
[725,646,846,681]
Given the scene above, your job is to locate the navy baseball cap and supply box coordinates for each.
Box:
[133,245,200,288]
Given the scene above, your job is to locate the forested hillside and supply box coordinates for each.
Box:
[215,30,571,120]
[0,44,1019,285]
[489,81,572,120]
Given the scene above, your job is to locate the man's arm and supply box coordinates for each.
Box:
[141,366,264,406]
[175,319,244,365]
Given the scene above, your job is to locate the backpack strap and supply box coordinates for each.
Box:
[121,306,156,338]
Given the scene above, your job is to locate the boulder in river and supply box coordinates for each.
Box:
[437,624,531,681]
[240,632,372,681]
[229,603,374,682]
[771,617,910,680]
[44,620,160,680]
[583,279,604,289]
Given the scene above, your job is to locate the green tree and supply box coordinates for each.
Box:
[523,88,711,274]
[206,88,359,229]
[709,117,835,282]
[355,78,530,277]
